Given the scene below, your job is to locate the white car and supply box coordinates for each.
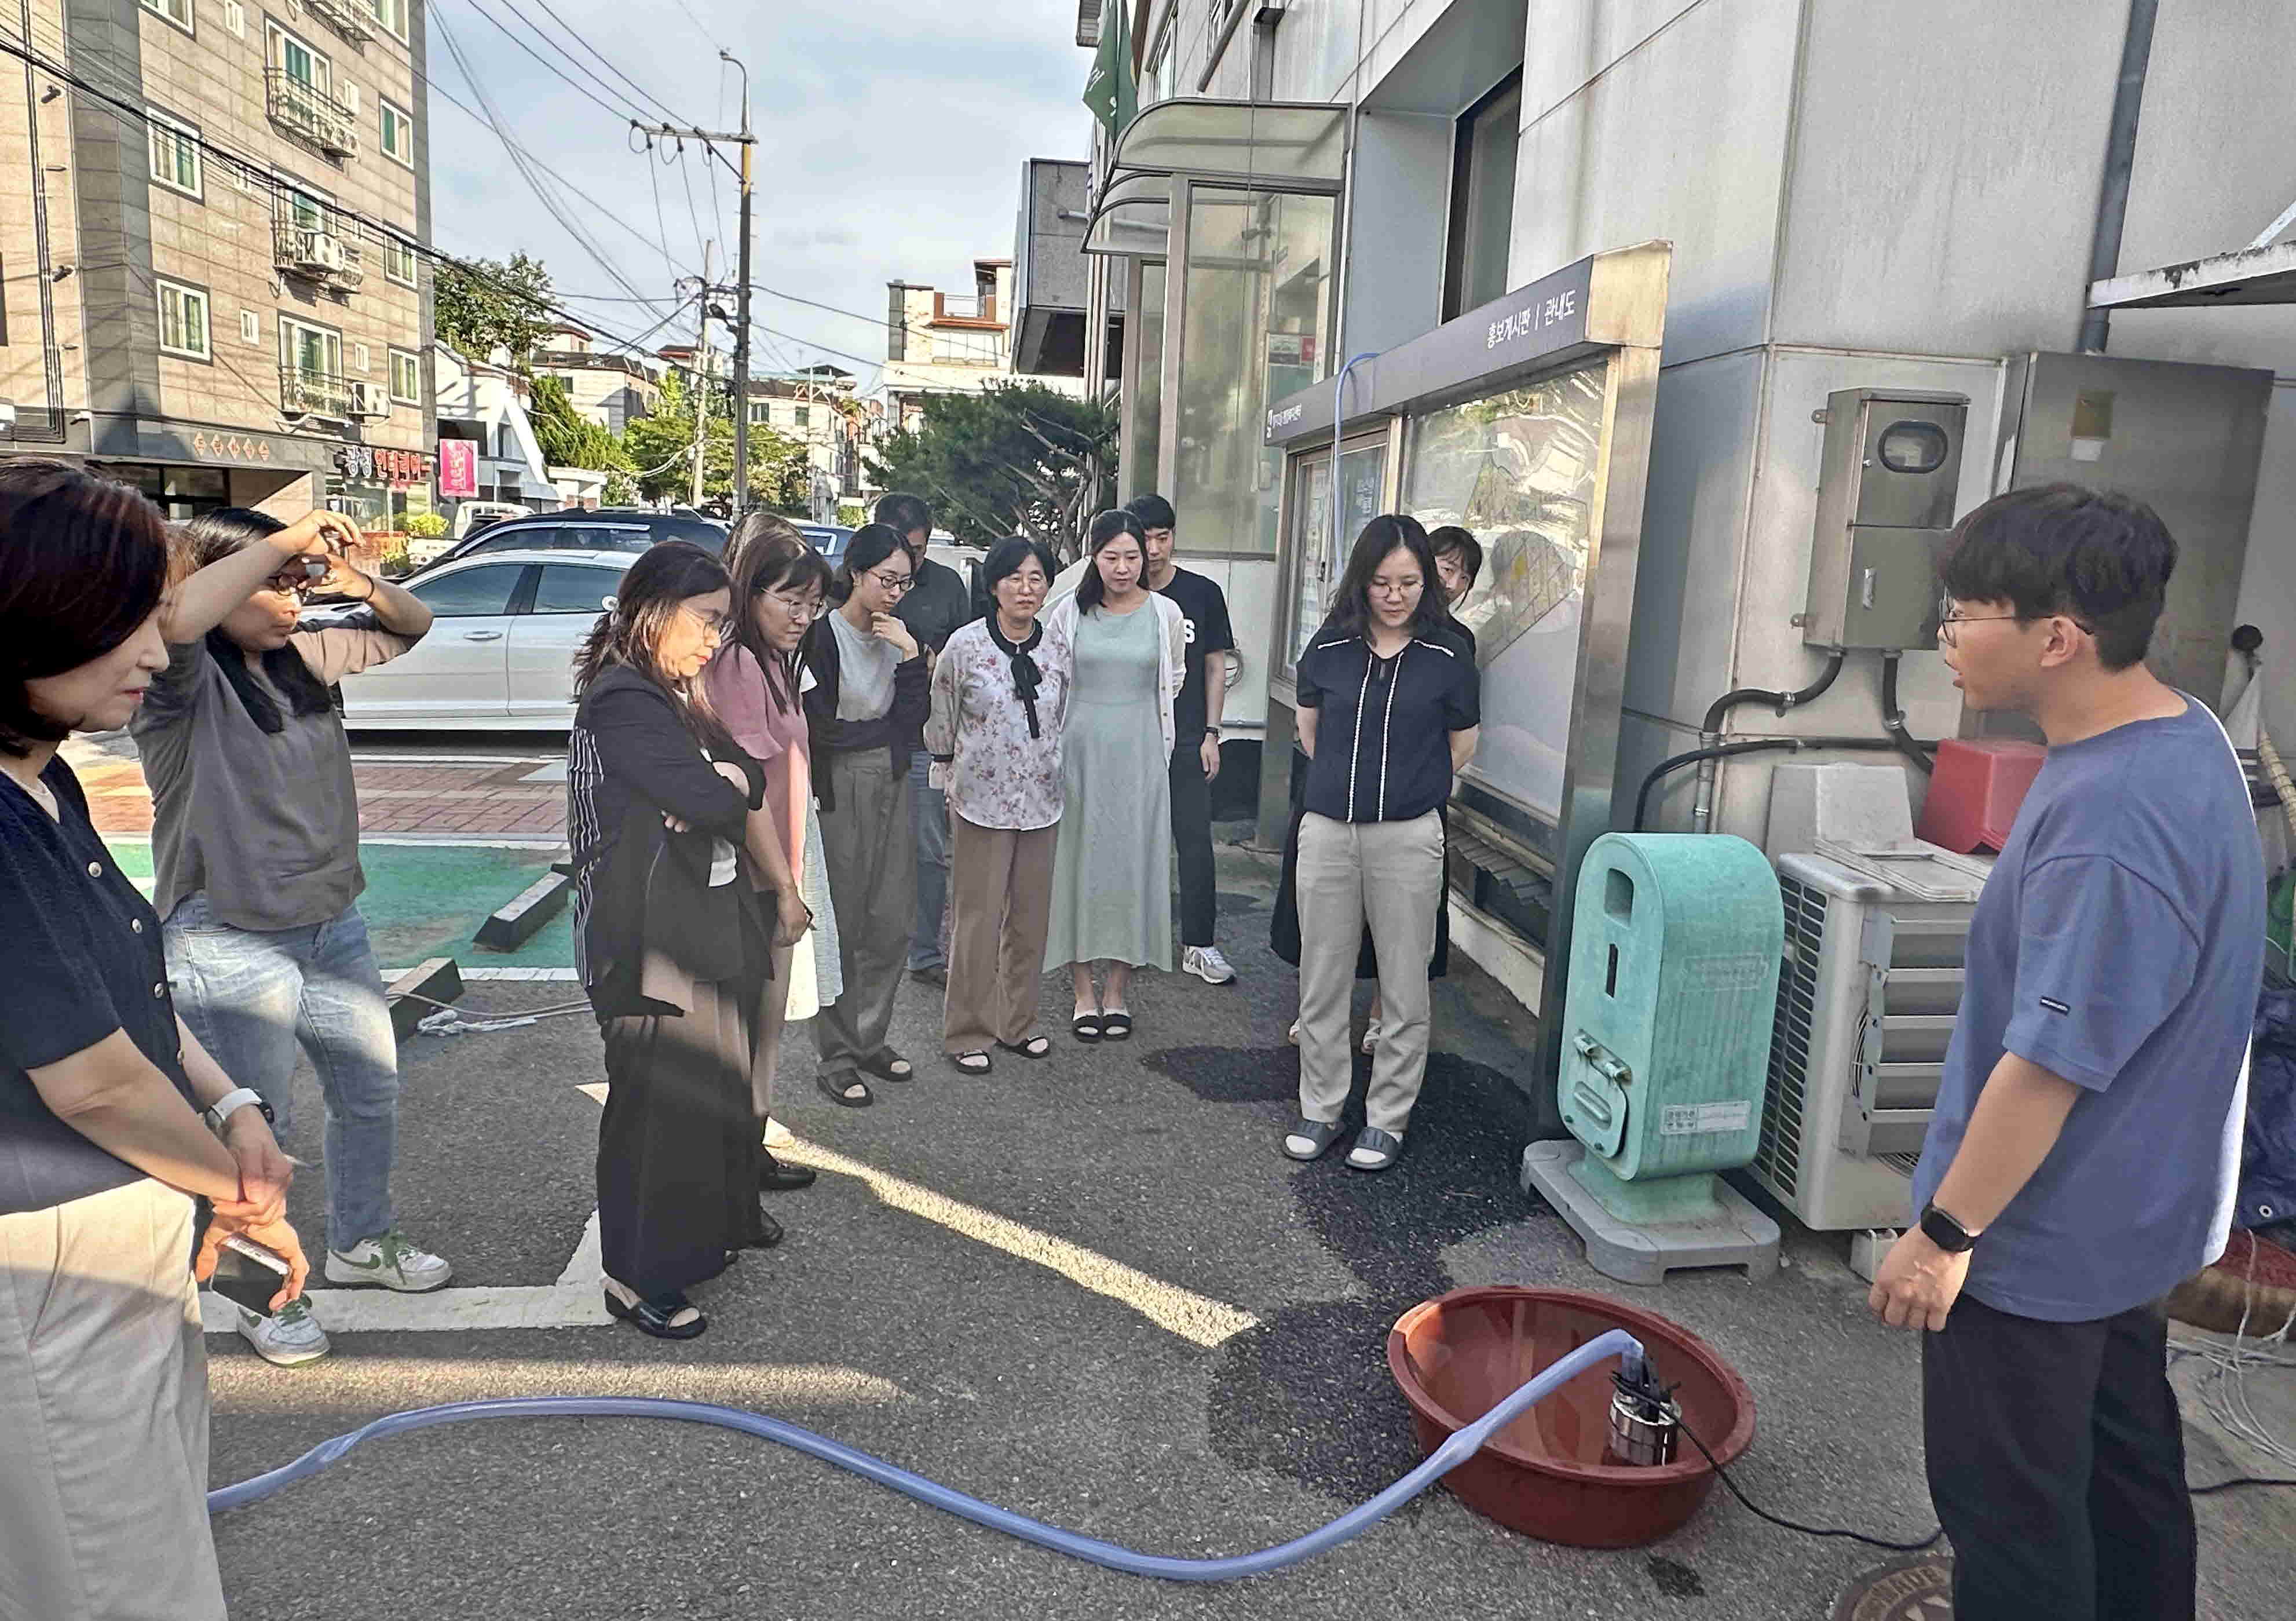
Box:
[337,550,630,731]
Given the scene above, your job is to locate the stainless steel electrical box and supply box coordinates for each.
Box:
[1802,389,1969,650]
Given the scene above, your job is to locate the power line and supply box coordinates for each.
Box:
[443,0,648,125]
[495,0,686,126]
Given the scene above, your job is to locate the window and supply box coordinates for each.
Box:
[280,315,342,378]
[141,0,193,33]
[239,310,260,346]
[147,112,202,199]
[1442,68,1522,322]
[388,348,420,403]
[156,280,211,360]
[794,406,810,429]
[369,0,407,41]
[269,25,330,97]
[340,81,360,118]
[410,564,525,618]
[382,235,417,286]
[353,342,370,372]
[379,100,414,166]
[222,0,244,36]
[748,401,770,425]
[532,564,625,615]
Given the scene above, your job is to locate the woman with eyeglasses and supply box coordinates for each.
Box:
[802,523,928,1107]
[926,537,1073,1072]
[703,513,835,1193]
[568,542,774,1340]
[131,505,449,1368]
[1283,515,1479,1174]
[1044,508,1187,1042]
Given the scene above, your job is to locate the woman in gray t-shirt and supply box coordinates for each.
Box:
[132,507,452,1368]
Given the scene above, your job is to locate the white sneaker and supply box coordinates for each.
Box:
[1361,1020,1382,1055]
[1183,945,1238,985]
[326,1231,452,1293]
[239,1298,330,1366]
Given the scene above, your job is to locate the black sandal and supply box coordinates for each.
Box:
[861,1052,913,1083]
[816,1072,873,1108]
[996,1035,1052,1059]
[1101,1010,1134,1042]
[604,1286,707,1340]
[1071,1013,1103,1042]
[951,1050,992,1074]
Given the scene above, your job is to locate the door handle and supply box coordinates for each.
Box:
[462,630,504,641]
[1573,1030,1633,1088]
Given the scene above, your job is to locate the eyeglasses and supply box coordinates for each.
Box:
[867,569,914,595]
[762,591,825,622]
[679,605,733,638]
[1935,597,2093,648]
[261,557,328,598]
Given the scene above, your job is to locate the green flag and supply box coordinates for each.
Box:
[1082,6,1136,137]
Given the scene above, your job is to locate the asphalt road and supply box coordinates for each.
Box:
[195,833,2296,1620]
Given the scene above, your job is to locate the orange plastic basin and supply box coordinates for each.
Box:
[1386,1287,1756,1548]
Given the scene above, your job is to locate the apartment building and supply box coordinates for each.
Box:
[744,365,860,521]
[0,0,432,530]
[530,322,660,432]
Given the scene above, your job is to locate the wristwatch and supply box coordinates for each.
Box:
[1918,1201,1980,1254]
[204,1087,274,1136]
[1204,726,1222,739]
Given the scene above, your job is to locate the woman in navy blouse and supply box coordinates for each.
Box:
[1284,515,1480,1173]
[0,461,309,1619]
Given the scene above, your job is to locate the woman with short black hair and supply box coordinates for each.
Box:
[803,523,928,1105]
[568,542,773,1339]
[927,537,1072,1071]
[1,461,309,1620]
[1284,515,1480,1173]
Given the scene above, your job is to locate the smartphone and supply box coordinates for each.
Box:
[209,1233,293,1319]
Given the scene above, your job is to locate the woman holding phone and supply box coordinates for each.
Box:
[568,542,774,1340]
[0,461,308,1620]
[803,524,928,1108]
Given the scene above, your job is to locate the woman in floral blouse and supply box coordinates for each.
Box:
[924,538,1073,1073]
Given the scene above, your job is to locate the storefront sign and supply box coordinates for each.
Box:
[438,438,478,498]
[332,445,432,487]
[188,430,280,465]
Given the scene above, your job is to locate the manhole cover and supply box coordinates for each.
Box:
[1831,1556,1952,1621]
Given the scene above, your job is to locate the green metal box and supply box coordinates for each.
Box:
[1559,834,1783,1213]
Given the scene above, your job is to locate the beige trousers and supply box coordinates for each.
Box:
[1296,809,1445,1135]
[0,1178,224,1621]
[749,935,795,1119]
[944,816,1059,1052]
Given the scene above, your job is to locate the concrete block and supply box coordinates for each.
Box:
[474,870,571,951]
[386,956,462,1041]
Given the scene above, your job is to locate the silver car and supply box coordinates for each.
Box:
[337,550,630,731]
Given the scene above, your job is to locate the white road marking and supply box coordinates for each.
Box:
[348,753,562,765]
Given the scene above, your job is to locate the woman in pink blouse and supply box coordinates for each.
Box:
[924,538,1072,1072]
[703,516,829,1198]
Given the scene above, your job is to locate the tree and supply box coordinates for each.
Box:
[619,369,810,509]
[434,251,555,365]
[528,377,635,503]
[865,381,1115,550]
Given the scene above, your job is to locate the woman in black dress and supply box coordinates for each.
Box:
[567,543,773,1339]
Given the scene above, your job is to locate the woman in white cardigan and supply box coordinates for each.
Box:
[1042,509,1187,1041]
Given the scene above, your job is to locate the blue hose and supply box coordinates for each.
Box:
[209,1327,1643,1583]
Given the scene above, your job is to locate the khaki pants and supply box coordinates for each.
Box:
[1296,809,1445,1136]
[944,816,1058,1052]
[0,1178,224,1621]
[749,934,795,1119]
[813,750,916,1080]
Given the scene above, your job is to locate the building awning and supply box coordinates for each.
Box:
[1110,98,1347,192]
[2090,238,2296,310]
[1081,172,1171,258]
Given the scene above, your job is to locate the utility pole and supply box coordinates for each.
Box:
[691,241,714,508]
[633,101,757,508]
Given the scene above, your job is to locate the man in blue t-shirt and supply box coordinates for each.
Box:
[1870,484,2262,1620]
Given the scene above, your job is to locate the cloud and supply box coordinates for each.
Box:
[422,0,1092,383]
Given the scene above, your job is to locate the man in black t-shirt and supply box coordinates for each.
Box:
[879,491,974,986]
[1134,492,1240,985]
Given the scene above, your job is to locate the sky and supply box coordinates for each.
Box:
[422,0,1094,390]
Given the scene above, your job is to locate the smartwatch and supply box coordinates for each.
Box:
[204,1087,275,1135]
[1918,1201,1980,1254]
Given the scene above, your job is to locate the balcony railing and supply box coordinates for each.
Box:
[299,0,373,43]
[265,71,359,157]
[930,291,1000,325]
[280,363,356,420]
[272,218,365,288]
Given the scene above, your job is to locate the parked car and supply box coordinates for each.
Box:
[335,550,630,730]
[416,510,728,575]
[796,523,854,564]
[449,500,533,539]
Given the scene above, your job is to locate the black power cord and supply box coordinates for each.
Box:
[2189,1474,2296,1495]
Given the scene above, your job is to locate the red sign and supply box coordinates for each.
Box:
[438,439,477,498]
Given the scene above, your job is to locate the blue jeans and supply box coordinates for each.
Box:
[164,895,397,1253]
[908,750,950,972]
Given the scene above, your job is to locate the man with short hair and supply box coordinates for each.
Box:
[1870,483,2261,1621]
[876,491,974,986]
[1134,492,1240,985]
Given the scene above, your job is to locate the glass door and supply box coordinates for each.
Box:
[1282,432,1388,674]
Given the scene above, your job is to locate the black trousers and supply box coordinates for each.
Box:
[1922,1294,2195,1621]
[1169,738,1216,949]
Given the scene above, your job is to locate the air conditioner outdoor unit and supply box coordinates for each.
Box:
[306,233,345,271]
[351,382,390,418]
[1750,851,1980,1231]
